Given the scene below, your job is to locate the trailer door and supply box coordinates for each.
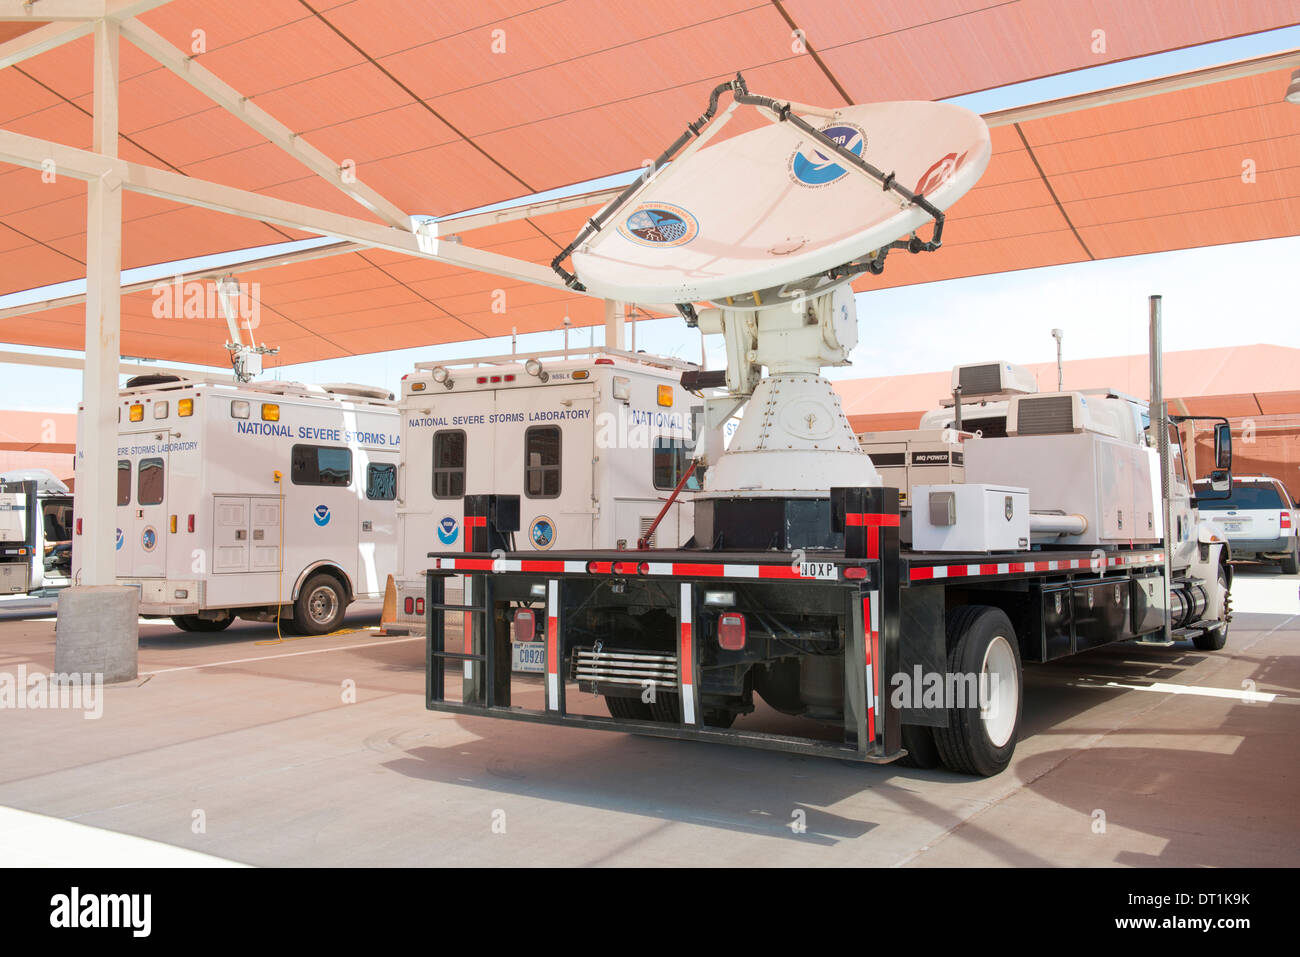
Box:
[510,386,595,552]
[131,451,169,578]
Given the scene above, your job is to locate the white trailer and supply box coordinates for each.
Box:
[388,349,709,641]
[79,374,400,634]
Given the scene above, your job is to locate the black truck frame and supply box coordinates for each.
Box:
[423,490,1174,771]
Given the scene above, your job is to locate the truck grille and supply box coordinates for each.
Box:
[1015,395,1076,435]
[573,647,677,688]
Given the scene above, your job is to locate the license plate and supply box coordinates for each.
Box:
[1221,522,1243,533]
[511,640,546,673]
[798,561,837,581]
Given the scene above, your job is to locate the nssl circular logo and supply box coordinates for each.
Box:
[789,123,866,188]
[618,203,698,248]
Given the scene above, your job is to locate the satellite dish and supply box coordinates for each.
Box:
[571,100,991,304]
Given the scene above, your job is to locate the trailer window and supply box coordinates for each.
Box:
[291,444,352,487]
[138,457,165,506]
[432,430,466,499]
[366,463,397,501]
[653,438,702,491]
[117,460,131,506]
[524,426,561,498]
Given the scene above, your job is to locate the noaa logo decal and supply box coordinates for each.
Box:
[437,516,459,545]
[313,505,331,527]
[529,516,556,550]
[141,527,157,552]
[115,528,124,551]
[618,202,698,248]
[789,123,865,188]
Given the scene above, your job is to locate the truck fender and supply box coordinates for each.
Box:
[1197,520,1229,547]
[291,561,354,603]
[1187,540,1230,621]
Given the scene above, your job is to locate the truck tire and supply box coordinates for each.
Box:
[171,615,232,633]
[293,573,347,635]
[606,695,653,720]
[933,606,1023,777]
[1192,565,1230,651]
[899,724,942,769]
[1281,544,1299,576]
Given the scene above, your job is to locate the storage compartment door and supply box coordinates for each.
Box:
[213,496,251,573]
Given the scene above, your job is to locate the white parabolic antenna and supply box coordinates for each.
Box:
[572,100,991,304]
[561,86,992,506]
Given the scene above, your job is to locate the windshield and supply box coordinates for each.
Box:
[1194,483,1284,510]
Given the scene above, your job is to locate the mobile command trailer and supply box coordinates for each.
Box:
[389,349,708,640]
[0,469,74,600]
[416,82,1238,776]
[79,375,400,634]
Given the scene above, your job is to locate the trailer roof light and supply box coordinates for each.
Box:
[703,590,736,606]
[431,366,449,383]
[153,401,168,419]
[717,613,746,651]
[476,376,488,385]
[231,400,250,419]
[524,358,543,378]
[489,375,502,383]
[657,385,673,407]
[505,374,516,382]
[128,404,144,422]
[594,358,614,365]
[261,403,280,421]
[177,398,194,417]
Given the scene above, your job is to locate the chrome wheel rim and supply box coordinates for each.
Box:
[307,585,338,626]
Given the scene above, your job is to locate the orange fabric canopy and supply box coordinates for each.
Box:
[2,1,1299,365]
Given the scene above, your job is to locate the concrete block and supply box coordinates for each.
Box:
[55,585,139,682]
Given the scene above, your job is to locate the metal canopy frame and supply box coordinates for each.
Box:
[0,0,614,586]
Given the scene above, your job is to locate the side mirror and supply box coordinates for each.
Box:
[1213,422,1232,470]
[1209,468,1231,493]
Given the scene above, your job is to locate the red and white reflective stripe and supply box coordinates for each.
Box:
[546,579,559,711]
[434,557,586,573]
[909,552,1166,582]
[862,592,878,743]
[844,512,901,528]
[679,582,696,724]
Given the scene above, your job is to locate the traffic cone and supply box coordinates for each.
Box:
[378,574,397,635]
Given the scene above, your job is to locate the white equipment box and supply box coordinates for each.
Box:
[912,483,1030,553]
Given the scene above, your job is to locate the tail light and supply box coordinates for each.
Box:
[404,597,414,614]
[75,518,82,535]
[513,609,536,642]
[1281,511,1292,530]
[717,613,746,651]
[187,514,195,532]
[415,598,424,615]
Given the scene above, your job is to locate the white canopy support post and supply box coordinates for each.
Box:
[58,13,139,684]
[78,14,121,588]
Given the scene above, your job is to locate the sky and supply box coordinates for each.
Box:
[2,24,1299,412]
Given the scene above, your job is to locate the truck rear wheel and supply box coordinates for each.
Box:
[933,606,1022,777]
[606,695,653,720]
[171,615,232,633]
[293,573,347,635]
[1281,544,1299,576]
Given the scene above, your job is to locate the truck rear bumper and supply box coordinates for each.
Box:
[1226,537,1294,558]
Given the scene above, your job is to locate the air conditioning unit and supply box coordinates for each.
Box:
[1008,392,1120,438]
[951,361,1038,398]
